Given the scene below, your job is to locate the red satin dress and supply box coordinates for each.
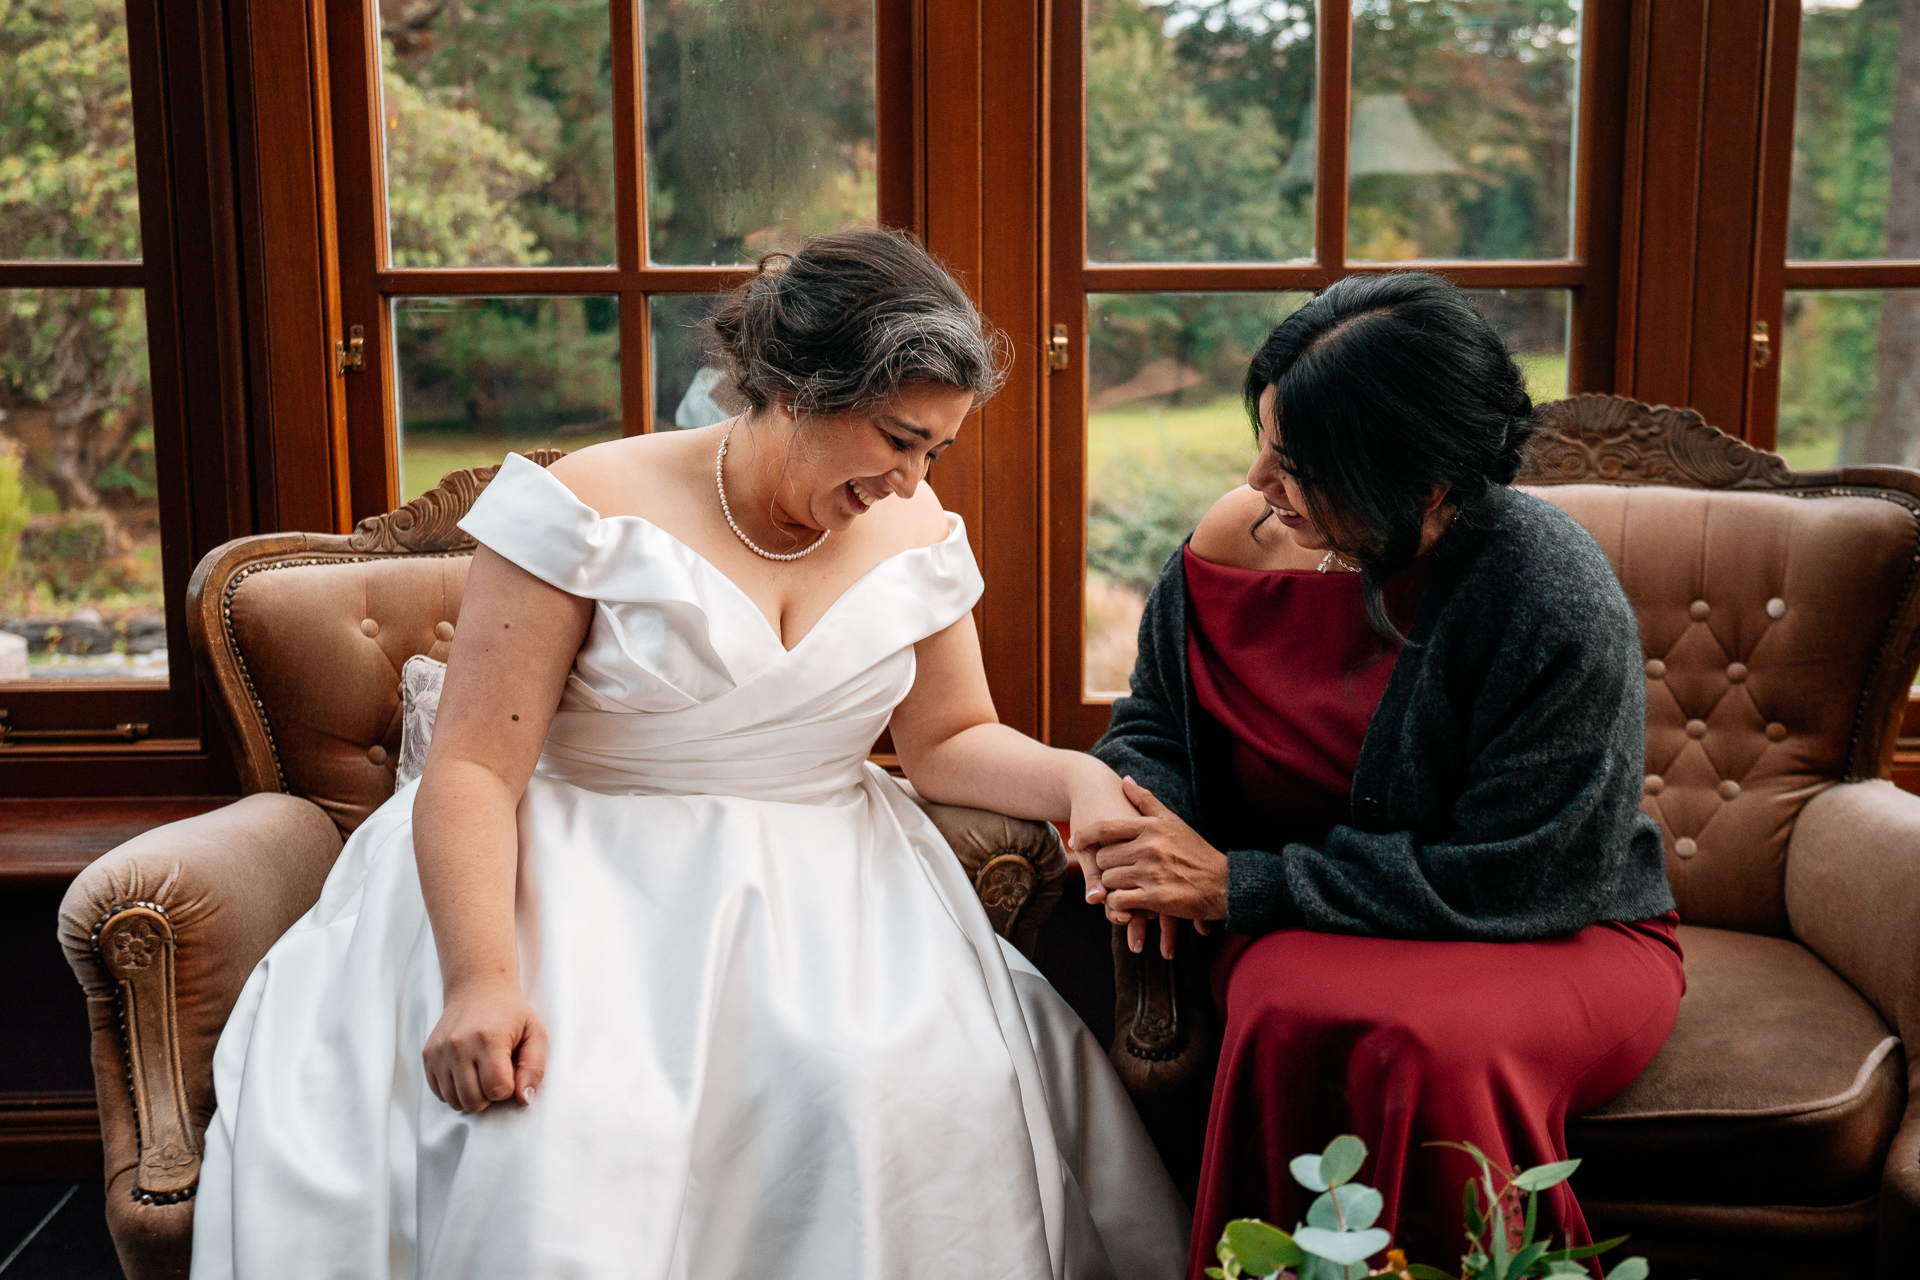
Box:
[1181,545,1683,1275]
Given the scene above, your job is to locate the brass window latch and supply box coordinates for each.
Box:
[334,323,366,376]
[1751,320,1772,369]
[0,709,150,746]
[1047,323,1071,372]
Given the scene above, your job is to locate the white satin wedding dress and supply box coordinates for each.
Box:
[191,453,1189,1279]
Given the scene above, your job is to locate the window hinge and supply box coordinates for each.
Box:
[1751,320,1772,369]
[0,709,150,746]
[1047,323,1071,372]
[334,324,366,376]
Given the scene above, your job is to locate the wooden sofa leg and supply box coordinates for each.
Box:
[95,903,200,1204]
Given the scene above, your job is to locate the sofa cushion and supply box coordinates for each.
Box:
[1530,485,1919,935]
[1567,925,1904,1208]
[225,554,470,830]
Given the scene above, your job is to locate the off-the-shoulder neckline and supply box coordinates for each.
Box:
[491,452,970,654]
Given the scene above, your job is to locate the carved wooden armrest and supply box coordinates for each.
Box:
[57,793,344,1275]
[1111,929,1219,1102]
[893,780,1070,958]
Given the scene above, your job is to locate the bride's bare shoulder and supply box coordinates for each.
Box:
[544,429,712,519]
[891,482,955,549]
[1188,486,1282,569]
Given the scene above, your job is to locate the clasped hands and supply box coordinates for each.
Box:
[1069,774,1228,960]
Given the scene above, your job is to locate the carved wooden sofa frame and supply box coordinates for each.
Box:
[59,453,1067,1278]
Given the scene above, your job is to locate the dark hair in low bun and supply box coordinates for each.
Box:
[706,227,1008,418]
[1243,271,1536,642]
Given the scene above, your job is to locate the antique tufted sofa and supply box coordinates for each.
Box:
[55,453,1068,1279]
[1109,394,1920,1279]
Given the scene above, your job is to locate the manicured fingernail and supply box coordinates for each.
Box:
[1130,935,1142,953]
[521,1086,536,1105]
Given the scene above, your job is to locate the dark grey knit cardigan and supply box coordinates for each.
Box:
[1093,483,1675,941]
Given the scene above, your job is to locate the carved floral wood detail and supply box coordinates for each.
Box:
[1520,394,1797,490]
[347,449,570,553]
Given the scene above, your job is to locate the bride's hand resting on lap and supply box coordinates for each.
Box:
[424,980,548,1114]
[1072,777,1229,960]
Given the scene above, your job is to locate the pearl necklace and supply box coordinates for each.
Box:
[715,426,830,562]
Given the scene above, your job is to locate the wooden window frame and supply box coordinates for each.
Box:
[0,0,256,796]
[322,0,924,522]
[1043,0,1634,748]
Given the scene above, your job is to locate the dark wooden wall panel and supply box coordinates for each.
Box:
[978,0,1048,737]
[230,0,346,535]
[1618,0,1780,441]
[1686,4,1772,432]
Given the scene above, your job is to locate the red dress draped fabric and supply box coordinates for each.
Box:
[1181,546,1683,1274]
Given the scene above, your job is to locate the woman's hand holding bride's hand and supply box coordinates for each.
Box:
[1063,762,1142,915]
[1075,777,1229,958]
[424,981,548,1114]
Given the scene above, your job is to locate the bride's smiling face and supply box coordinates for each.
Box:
[774,382,974,531]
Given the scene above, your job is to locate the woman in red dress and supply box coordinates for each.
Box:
[1075,272,1683,1273]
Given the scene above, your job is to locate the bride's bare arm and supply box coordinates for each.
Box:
[413,546,592,1113]
[891,612,1135,892]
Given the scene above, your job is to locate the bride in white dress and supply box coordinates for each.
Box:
[191,229,1188,1279]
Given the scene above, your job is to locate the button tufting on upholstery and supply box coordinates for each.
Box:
[367,745,388,766]
[1718,779,1741,800]
[1689,600,1711,620]
[1643,775,1664,795]
[1686,719,1708,739]
[1766,722,1788,742]
[1766,597,1787,619]
[1645,659,1666,678]
[360,618,379,638]
[1675,837,1698,858]
[1726,662,1748,682]
[435,621,455,641]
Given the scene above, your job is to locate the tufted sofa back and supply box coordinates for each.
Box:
[187,455,560,832]
[1520,397,1920,936]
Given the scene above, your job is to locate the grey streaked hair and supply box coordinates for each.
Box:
[705,227,1009,417]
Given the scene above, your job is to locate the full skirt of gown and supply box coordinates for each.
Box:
[190,455,1189,1279]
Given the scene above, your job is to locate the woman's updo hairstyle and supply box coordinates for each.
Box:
[1244,271,1536,641]
[706,227,1008,418]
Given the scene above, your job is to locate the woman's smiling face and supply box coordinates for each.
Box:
[773,382,973,532]
[1246,383,1337,552]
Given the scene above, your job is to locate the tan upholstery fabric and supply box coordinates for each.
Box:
[1531,485,1918,933]
[1582,1198,1877,1280]
[1786,779,1920,1259]
[56,794,344,1280]
[226,555,470,830]
[1568,926,1903,1208]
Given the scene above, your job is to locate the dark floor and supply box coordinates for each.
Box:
[0,1183,123,1279]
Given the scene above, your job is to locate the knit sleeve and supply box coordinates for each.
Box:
[1092,549,1201,828]
[1227,514,1675,941]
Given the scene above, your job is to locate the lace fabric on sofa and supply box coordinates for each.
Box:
[395,654,446,791]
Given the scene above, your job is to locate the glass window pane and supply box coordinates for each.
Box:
[1085,292,1307,695]
[650,294,743,429]
[393,296,622,501]
[643,0,877,265]
[1464,287,1569,399]
[0,0,142,260]
[1789,2,1913,261]
[379,1,615,267]
[1086,0,1314,264]
[1349,1,1580,262]
[0,289,165,684]
[1777,288,1920,468]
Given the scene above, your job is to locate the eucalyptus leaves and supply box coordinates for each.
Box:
[1208,1135,1651,1280]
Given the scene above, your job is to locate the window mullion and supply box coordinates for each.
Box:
[1314,0,1352,277]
